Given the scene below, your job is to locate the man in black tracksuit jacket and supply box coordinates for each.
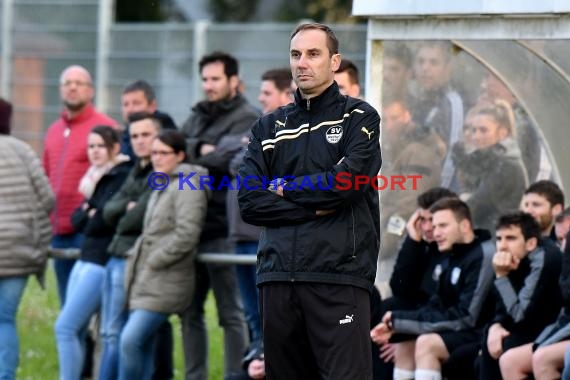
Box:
[238,23,381,380]
[372,198,495,380]
[478,212,562,380]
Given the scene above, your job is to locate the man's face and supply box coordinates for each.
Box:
[334,71,360,98]
[383,57,410,94]
[201,61,237,102]
[496,225,535,261]
[59,67,94,112]
[418,208,435,242]
[478,73,516,105]
[258,80,291,114]
[414,46,451,92]
[130,119,158,160]
[290,29,340,98]
[121,90,157,123]
[432,209,466,252]
[382,102,412,142]
[521,193,558,235]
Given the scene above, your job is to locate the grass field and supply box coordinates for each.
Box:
[16,266,224,380]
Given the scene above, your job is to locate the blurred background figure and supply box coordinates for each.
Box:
[453,101,528,231]
[555,208,570,250]
[382,42,413,103]
[258,68,293,114]
[0,98,54,380]
[334,58,361,98]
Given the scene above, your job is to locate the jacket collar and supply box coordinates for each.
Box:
[449,229,492,256]
[293,82,343,112]
[193,93,247,117]
[60,104,96,124]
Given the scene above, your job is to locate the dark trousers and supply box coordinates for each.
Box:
[261,282,372,380]
[153,320,174,380]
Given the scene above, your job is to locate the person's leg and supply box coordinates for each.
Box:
[51,233,82,307]
[181,261,210,380]
[498,343,533,380]
[152,320,173,380]
[235,241,262,343]
[0,276,28,380]
[261,283,320,380]
[393,341,416,379]
[55,261,104,380]
[477,329,503,380]
[99,257,127,380]
[119,309,168,380]
[533,340,570,380]
[207,262,248,378]
[414,334,450,380]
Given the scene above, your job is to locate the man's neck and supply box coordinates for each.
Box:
[139,158,150,168]
[65,104,89,120]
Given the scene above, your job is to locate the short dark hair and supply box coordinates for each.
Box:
[336,59,359,85]
[90,125,120,154]
[384,42,413,69]
[524,180,565,208]
[156,129,188,162]
[122,80,156,103]
[417,187,458,210]
[128,111,161,131]
[496,211,541,241]
[290,23,339,56]
[430,197,472,224]
[261,68,293,92]
[199,51,239,78]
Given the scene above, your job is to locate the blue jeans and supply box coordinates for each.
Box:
[51,233,84,307]
[563,345,570,380]
[99,257,127,380]
[119,309,168,380]
[55,261,104,380]
[235,241,262,343]
[0,276,28,380]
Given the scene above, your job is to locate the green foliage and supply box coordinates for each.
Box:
[210,0,260,21]
[115,0,165,22]
[17,268,224,379]
[274,0,357,23]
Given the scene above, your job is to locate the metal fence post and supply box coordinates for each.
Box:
[1,0,14,99]
[191,20,209,105]
[96,0,114,113]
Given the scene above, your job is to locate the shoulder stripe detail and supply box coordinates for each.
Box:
[262,108,365,151]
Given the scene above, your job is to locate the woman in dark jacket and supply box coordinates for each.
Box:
[453,100,528,231]
[54,125,130,380]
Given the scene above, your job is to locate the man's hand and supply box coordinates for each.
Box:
[379,342,397,363]
[406,209,423,242]
[200,143,216,156]
[126,201,137,211]
[487,323,510,360]
[248,358,265,379]
[371,312,393,345]
[492,251,520,278]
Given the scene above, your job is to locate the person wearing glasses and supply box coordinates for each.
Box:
[43,65,118,306]
[119,130,209,380]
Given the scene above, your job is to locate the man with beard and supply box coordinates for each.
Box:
[181,51,259,380]
[521,180,565,239]
[43,65,117,306]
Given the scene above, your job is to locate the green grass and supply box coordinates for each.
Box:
[16,266,224,379]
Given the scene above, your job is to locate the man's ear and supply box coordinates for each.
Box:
[229,75,240,93]
[331,54,341,73]
[525,237,538,253]
[552,204,563,219]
